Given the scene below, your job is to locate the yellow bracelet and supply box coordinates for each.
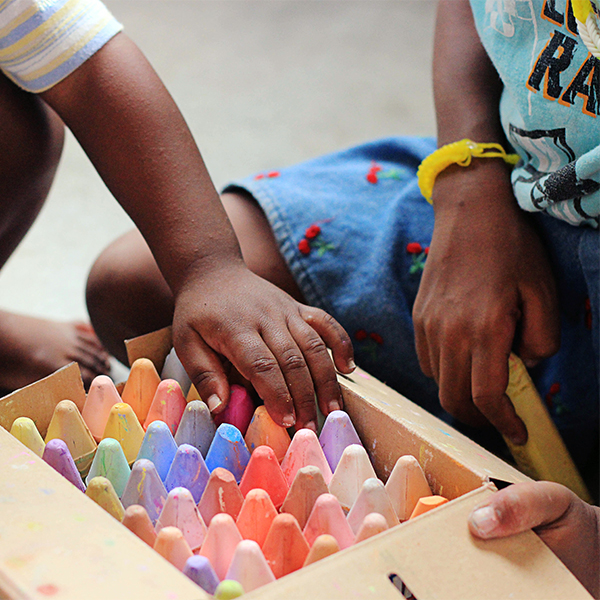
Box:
[573,0,600,58]
[417,139,520,204]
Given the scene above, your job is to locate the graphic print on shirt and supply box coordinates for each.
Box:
[509,125,600,223]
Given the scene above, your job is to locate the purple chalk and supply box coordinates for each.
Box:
[319,410,363,471]
[183,555,220,594]
[164,444,211,503]
[42,439,86,492]
[121,459,168,523]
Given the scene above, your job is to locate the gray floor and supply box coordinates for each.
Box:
[0,1,437,353]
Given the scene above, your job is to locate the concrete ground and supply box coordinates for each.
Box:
[0,0,437,373]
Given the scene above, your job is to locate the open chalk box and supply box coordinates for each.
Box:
[0,326,592,599]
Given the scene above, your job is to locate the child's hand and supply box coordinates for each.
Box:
[412,162,560,444]
[469,481,600,598]
[171,262,355,431]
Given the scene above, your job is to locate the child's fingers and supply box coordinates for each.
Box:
[471,345,527,445]
[468,481,573,539]
[174,329,231,414]
[413,314,435,380]
[299,306,355,374]
[288,314,345,422]
[259,324,319,431]
[224,331,297,428]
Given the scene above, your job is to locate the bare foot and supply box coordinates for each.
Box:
[0,310,111,392]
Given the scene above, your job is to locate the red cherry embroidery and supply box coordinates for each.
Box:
[298,239,311,255]
[305,225,321,239]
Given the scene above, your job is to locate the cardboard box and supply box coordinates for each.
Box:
[0,330,592,599]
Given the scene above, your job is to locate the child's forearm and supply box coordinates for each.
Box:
[434,0,505,148]
[41,32,241,295]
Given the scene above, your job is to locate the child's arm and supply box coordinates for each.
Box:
[41,32,354,429]
[469,482,600,598]
[412,0,560,445]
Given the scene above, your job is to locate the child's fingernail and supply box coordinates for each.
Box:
[303,421,317,432]
[348,359,356,370]
[469,506,499,537]
[207,394,222,413]
[328,401,341,412]
[282,414,296,427]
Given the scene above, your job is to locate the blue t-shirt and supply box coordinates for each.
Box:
[470,0,599,227]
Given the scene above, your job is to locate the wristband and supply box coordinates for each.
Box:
[417,139,520,204]
[573,0,600,58]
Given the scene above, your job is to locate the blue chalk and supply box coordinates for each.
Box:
[204,423,251,483]
[136,420,178,481]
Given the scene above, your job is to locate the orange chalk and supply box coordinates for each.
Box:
[239,445,289,509]
[236,488,278,548]
[346,478,399,534]
[154,526,194,571]
[102,403,145,465]
[303,493,354,550]
[385,455,432,521]
[121,358,161,423]
[354,512,389,544]
[198,467,245,525]
[244,406,291,462]
[262,513,310,579]
[122,505,157,547]
[199,513,243,580]
[186,384,201,402]
[82,375,122,442]
[280,428,332,486]
[303,534,340,567]
[409,495,448,519]
[45,399,97,476]
[280,465,329,530]
[143,378,187,434]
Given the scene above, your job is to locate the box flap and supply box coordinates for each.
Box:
[0,427,207,600]
[0,363,85,437]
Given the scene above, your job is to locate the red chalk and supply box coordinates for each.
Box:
[198,467,245,525]
[239,445,289,509]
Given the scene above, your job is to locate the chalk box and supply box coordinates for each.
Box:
[0,327,592,599]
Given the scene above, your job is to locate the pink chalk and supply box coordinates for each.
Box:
[199,513,243,580]
[302,493,354,550]
[226,540,275,592]
[213,384,255,436]
[144,379,187,434]
[82,375,122,442]
[280,428,333,486]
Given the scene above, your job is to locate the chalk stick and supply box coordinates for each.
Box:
[10,416,45,457]
[144,379,187,434]
[262,513,310,579]
[205,423,251,483]
[183,556,220,595]
[156,486,207,553]
[121,357,161,423]
[328,444,377,513]
[280,428,332,486]
[409,495,449,519]
[121,458,168,523]
[198,467,245,525]
[102,403,145,465]
[42,438,86,492]
[236,488,278,549]
[199,513,243,581]
[244,405,291,463]
[318,410,363,471]
[239,445,289,509]
[303,534,340,567]
[136,420,178,481]
[213,384,255,436]
[174,400,215,458]
[385,455,432,521]
[164,443,210,503]
[154,526,193,571]
[86,438,131,497]
[302,493,354,550]
[226,539,275,593]
[82,375,122,442]
[85,476,125,521]
[280,465,329,530]
[346,478,399,534]
[161,347,192,396]
[214,580,245,599]
[122,504,157,547]
[353,512,389,544]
